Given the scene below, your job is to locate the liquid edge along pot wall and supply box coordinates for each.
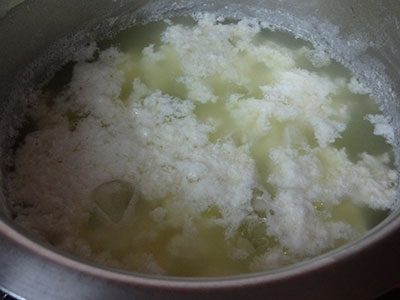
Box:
[0,0,400,299]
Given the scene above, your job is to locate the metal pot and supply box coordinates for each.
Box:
[0,1,399,299]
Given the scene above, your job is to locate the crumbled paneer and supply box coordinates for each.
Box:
[365,114,395,145]
[9,14,398,277]
[306,48,332,68]
[348,76,372,95]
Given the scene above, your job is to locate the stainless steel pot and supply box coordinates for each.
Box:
[0,1,400,299]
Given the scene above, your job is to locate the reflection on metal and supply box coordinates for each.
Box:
[2,295,14,300]
[0,288,24,300]
[1,291,15,300]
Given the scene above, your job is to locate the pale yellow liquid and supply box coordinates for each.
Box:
[38,18,393,277]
